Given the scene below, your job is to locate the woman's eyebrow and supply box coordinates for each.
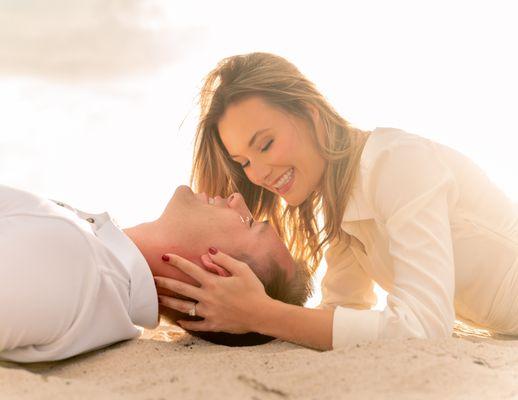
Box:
[229,128,270,158]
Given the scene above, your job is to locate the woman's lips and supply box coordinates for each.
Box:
[274,168,295,195]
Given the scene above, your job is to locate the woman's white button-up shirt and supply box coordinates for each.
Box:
[319,127,518,349]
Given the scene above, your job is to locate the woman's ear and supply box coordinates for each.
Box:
[305,103,326,147]
[306,103,319,121]
[200,254,231,277]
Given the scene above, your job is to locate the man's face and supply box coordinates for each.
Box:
[160,185,295,284]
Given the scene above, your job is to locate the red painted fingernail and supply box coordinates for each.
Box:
[209,247,218,255]
[162,254,170,262]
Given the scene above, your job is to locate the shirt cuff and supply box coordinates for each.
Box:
[96,214,159,329]
[332,306,381,349]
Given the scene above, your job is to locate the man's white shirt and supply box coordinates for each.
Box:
[0,185,158,363]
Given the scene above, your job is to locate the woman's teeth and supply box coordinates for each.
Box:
[273,168,294,189]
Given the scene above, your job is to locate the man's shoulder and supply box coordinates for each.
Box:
[0,187,100,268]
[0,214,104,287]
[0,184,47,216]
[0,185,92,234]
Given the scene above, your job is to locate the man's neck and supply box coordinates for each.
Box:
[123,220,194,323]
[123,221,173,277]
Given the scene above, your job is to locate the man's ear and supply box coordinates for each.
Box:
[200,254,231,277]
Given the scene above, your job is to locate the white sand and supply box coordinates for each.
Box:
[1,322,517,400]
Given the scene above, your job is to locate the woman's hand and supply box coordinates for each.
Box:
[154,249,271,334]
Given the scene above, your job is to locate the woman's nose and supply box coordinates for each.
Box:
[248,163,272,186]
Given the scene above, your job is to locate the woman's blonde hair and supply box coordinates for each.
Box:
[191,52,370,274]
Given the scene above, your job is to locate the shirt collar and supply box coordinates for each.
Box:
[95,214,159,329]
[49,200,159,329]
[341,177,375,222]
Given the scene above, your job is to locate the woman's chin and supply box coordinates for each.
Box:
[267,185,309,206]
[283,195,303,207]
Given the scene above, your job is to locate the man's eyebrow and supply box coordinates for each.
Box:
[229,128,270,158]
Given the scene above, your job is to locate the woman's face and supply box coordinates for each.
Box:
[218,96,326,206]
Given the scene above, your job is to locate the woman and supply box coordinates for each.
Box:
[155,52,518,350]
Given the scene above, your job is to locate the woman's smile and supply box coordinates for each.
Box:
[272,167,295,194]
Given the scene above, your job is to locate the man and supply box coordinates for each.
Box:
[0,185,312,363]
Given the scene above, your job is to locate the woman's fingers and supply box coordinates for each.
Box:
[177,319,211,332]
[158,295,198,315]
[155,250,267,335]
[162,253,214,285]
[207,249,250,277]
[201,254,231,277]
[154,277,203,301]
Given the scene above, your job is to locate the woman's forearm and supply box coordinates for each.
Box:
[251,298,334,351]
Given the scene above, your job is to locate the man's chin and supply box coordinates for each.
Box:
[172,185,194,201]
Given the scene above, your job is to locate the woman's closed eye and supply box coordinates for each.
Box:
[261,139,274,152]
[240,139,274,169]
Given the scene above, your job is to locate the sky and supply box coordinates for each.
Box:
[1,0,517,308]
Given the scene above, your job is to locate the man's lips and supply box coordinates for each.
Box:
[193,191,209,204]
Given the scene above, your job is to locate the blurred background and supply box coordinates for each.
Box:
[1,0,517,308]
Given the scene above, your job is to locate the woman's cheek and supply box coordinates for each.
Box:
[245,169,266,188]
[272,137,297,163]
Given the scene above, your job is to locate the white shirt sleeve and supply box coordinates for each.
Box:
[332,138,457,348]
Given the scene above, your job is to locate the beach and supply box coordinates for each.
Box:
[2,322,517,400]
[1,3,518,399]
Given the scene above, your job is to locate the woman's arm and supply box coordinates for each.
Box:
[154,251,334,351]
[252,297,334,350]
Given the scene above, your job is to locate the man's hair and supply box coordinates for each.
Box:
[186,254,313,346]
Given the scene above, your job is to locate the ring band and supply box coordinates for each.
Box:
[188,303,196,317]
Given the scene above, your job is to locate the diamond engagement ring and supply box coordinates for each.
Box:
[188,303,196,317]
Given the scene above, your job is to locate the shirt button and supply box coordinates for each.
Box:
[86,217,95,223]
